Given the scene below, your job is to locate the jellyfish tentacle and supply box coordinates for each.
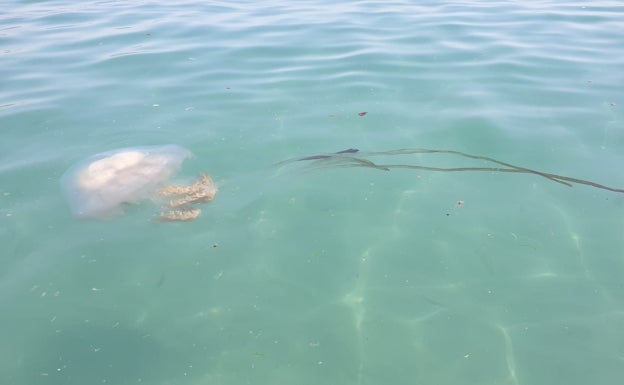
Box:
[158,205,201,222]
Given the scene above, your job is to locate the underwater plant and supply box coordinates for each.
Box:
[277,148,624,194]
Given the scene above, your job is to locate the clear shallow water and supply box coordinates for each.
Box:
[1,1,624,384]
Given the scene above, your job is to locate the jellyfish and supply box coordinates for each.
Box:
[61,144,217,221]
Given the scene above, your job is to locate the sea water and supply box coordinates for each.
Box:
[1,1,623,384]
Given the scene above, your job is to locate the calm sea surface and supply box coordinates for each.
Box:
[1,1,623,384]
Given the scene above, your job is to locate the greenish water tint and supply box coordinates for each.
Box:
[1,1,623,384]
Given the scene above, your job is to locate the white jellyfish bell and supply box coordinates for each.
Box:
[61,145,217,221]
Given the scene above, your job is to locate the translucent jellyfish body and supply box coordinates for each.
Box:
[61,144,215,220]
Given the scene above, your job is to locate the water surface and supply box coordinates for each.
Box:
[1,1,623,384]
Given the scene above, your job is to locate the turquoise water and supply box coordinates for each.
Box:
[1,1,624,384]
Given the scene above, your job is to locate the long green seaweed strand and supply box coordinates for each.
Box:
[278,148,624,193]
